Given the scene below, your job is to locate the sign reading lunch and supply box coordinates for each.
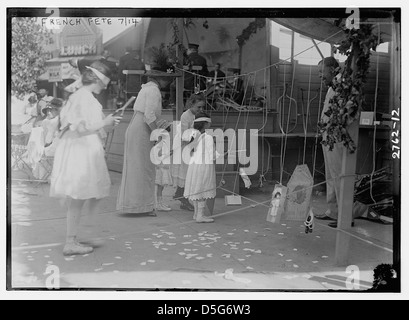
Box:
[60,44,98,57]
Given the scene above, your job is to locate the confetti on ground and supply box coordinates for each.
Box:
[293,249,298,251]
[47,249,52,252]
[246,267,254,270]
[254,250,261,254]
[278,253,284,257]
[126,247,132,250]
[64,258,74,261]
[206,254,213,258]
[264,228,271,231]
[182,242,192,245]
[94,268,103,272]
[227,233,234,236]
[221,254,231,258]
[125,241,133,244]
[196,257,205,260]
[316,236,321,239]
[109,238,116,241]
[312,261,319,264]
[230,247,238,250]
[287,227,292,229]
[238,259,245,262]
[140,262,147,266]
[244,230,249,233]
[322,256,328,259]
[169,237,177,239]
[184,249,192,252]
[148,260,156,263]
[143,238,152,241]
[44,255,50,258]
[183,235,192,238]
[286,259,293,262]
[293,264,299,268]
[82,254,90,257]
[31,251,38,254]
[102,263,115,266]
[278,233,284,235]
[115,257,122,260]
[178,252,186,256]
[166,243,177,246]
[161,248,168,251]
[246,255,251,258]
[243,241,251,244]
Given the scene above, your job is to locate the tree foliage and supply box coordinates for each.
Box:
[11,17,52,99]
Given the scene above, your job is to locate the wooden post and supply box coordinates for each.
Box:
[335,122,359,266]
[175,18,184,121]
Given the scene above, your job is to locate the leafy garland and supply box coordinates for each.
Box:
[236,18,266,47]
[318,23,382,153]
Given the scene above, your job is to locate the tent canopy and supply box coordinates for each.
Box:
[271,12,395,45]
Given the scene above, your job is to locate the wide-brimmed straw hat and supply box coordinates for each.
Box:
[41,98,63,115]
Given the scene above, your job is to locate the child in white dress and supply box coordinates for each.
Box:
[184,112,218,223]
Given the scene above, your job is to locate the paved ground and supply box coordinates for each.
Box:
[10,171,393,291]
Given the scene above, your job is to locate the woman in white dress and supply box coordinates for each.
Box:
[50,61,122,256]
[184,112,219,223]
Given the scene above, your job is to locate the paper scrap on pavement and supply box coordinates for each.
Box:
[115,257,122,260]
[140,262,147,266]
[293,264,299,268]
[293,248,298,251]
[148,260,156,263]
[278,233,284,235]
[312,261,319,264]
[286,259,293,262]
[216,268,252,284]
[322,256,328,259]
[178,252,186,256]
[102,263,114,266]
[278,253,284,257]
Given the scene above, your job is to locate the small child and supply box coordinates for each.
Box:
[183,112,219,223]
[153,121,173,212]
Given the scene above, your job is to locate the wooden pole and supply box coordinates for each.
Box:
[175,18,184,121]
[334,45,360,266]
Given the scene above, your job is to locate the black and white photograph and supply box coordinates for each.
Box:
[3,2,405,299]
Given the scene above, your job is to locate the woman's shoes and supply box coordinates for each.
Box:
[63,242,94,256]
[180,202,194,211]
[156,203,172,212]
[195,217,214,223]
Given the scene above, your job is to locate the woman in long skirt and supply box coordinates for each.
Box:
[116,66,175,215]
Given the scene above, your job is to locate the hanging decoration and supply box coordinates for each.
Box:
[318,22,382,153]
[266,184,288,224]
[283,164,314,221]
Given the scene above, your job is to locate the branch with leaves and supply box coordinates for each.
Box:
[318,23,382,153]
